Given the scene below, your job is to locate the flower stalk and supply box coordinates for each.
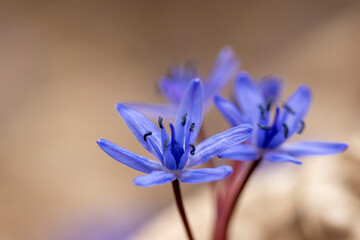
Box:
[213,159,261,240]
[172,179,195,240]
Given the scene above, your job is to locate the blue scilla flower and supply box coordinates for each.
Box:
[214,71,347,164]
[97,80,253,187]
[128,47,240,118]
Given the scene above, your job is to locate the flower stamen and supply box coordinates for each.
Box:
[257,123,271,130]
[158,116,164,129]
[283,104,296,115]
[189,123,195,132]
[181,114,187,126]
[163,139,169,151]
[143,131,152,142]
[298,120,305,134]
[189,144,196,155]
[258,105,266,120]
[282,123,289,138]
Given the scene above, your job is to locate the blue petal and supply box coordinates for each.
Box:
[280,141,348,157]
[204,47,240,102]
[282,85,312,133]
[125,102,177,119]
[163,146,177,170]
[256,76,283,103]
[218,144,259,161]
[264,152,302,165]
[174,79,204,146]
[97,139,163,173]
[214,94,245,126]
[147,137,164,164]
[178,166,233,183]
[158,77,185,105]
[177,146,191,170]
[133,171,176,187]
[234,71,265,124]
[116,104,161,158]
[187,124,253,167]
[255,105,270,147]
[267,85,312,148]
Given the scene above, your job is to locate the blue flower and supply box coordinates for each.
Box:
[214,71,348,165]
[127,47,240,118]
[98,80,253,187]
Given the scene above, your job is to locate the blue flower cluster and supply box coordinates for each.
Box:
[215,71,347,164]
[97,47,347,187]
[98,80,252,187]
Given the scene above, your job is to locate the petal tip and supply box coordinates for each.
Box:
[237,70,250,80]
[297,84,312,98]
[96,138,108,147]
[222,165,233,175]
[115,103,126,111]
[133,178,148,187]
[338,143,349,152]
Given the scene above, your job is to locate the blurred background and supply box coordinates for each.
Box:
[0,0,359,239]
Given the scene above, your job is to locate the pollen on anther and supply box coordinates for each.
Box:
[266,98,273,111]
[143,131,152,142]
[258,105,266,120]
[189,123,195,132]
[189,144,196,155]
[181,114,187,126]
[257,123,271,130]
[298,120,305,134]
[158,116,164,129]
[282,123,289,138]
[283,104,296,115]
[163,139,169,151]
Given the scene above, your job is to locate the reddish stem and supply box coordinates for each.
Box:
[172,180,195,240]
[213,159,261,240]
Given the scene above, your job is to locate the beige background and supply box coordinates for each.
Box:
[0,1,359,239]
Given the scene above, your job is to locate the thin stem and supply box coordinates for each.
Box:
[172,179,195,240]
[213,159,261,240]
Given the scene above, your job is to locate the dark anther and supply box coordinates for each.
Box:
[298,120,305,134]
[283,104,296,115]
[189,123,195,132]
[257,123,271,130]
[158,116,164,129]
[282,123,289,138]
[143,131,152,142]
[266,98,273,111]
[163,139,169,151]
[189,144,196,155]
[181,113,187,126]
[258,105,266,120]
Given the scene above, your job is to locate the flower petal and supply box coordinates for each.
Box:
[158,77,185,105]
[280,141,348,157]
[174,79,204,146]
[125,102,177,119]
[204,47,240,102]
[218,144,259,161]
[187,124,253,167]
[282,85,312,133]
[214,94,245,126]
[256,76,283,103]
[178,166,233,183]
[133,171,176,187]
[163,147,177,170]
[267,85,312,148]
[97,139,163,173]
[264,151,302,165]
[234,71,265,124]
[116,104,161,158]
[177,146,191,170]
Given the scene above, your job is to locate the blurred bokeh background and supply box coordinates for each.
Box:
[0,0,359,239]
